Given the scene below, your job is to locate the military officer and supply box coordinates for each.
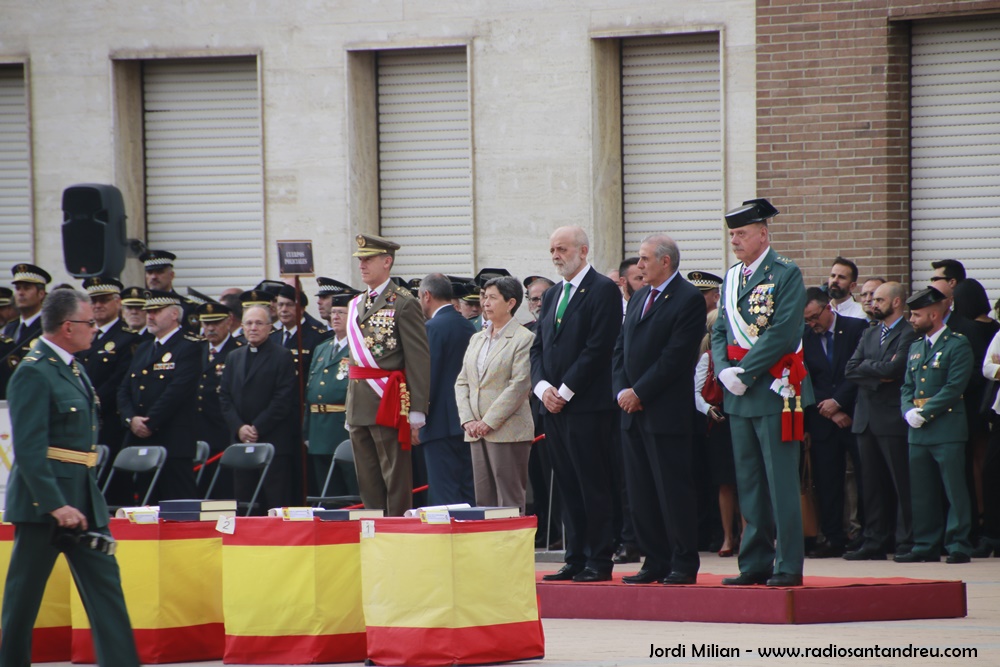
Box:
[1,263,52,400]
[897,286,975,563]
[687,270,723,315]
[711,198,814,587]
[272,283,330,361]
[76,277,137,504]
[194,300,243,498]
[0,289,139,667]
[117,290,202,501]
[346,234,431,516]
[0,286,16,328]
[120,286,151,343]
[304,279,360,491]
[139,249,199,333]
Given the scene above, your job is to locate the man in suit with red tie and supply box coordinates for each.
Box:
[346,234,431,517]
[613,234,706,585]
[532,226,623,583]
[802,287,868,557]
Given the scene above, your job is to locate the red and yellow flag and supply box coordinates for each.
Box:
[70,520,223,663]
[222,517,366,664]
[361,517,544,666]
[0,524,72,662]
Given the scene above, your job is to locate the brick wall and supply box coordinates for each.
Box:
[756,0,1000,291]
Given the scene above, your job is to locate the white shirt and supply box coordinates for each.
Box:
[154,326,180,346]
[41,336,76,366]
[742,250,768,278]
[832,297,866,320]
[984,328,1000,414]
[97,317,120,338]
[533,263,593,403]
[694,352,712,415]
[477,318,514,376]
[925,326,947,348]
[210,333,232,355]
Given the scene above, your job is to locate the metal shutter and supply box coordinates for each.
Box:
[622,34,724,273]
[911,19,1000,299]
[144,57,264,294]
[377,48,472,278]
[0,66,32,269]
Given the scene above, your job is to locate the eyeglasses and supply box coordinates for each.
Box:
[65,319,98,328]
[527,296,543,304]
[929,276,949,283]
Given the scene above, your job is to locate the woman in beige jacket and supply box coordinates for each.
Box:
[455,275,536,513]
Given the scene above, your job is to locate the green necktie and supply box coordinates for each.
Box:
[555,282,572,329]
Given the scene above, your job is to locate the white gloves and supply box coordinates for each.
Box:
[718,367,748,396]
[905,408,926,429]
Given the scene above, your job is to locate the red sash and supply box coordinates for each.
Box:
[348,366,412,450]
[726,345,807,442]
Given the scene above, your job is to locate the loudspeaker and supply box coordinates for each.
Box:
[62,183,127,278]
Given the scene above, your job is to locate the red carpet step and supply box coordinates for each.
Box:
[537,572,966,624]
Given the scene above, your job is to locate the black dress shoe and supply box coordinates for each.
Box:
[542,564,583,581]
[946,551,971,564]
[843,547,887,561]
[721,571,771,586]
[893,551,940,563]
[808,543,846,558]
[621,569,664,585]
[766,573,803,587]
[846,534,866,551]
[572,567,612,583]
[612,543,641,564]
[660,572,696,585]
[971,538,996,558]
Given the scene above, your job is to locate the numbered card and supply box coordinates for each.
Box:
[215,514,236,534]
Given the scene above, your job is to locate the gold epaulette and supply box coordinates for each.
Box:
[184,333,205,342]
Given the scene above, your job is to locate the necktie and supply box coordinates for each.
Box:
[283,330,291,346]
[555,282,573,329]
[824,330,834,365]
[880,325,890,346]
[14,321,24,344]
[642,288,660,318]
[741,265,752,288]
[153,341,161,359]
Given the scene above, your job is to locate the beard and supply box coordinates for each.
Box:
[911,319,933,336]
[828,284,848,300]
[871,307,893,321]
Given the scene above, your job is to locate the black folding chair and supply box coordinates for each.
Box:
[193,440,211,486]
[102,445,168,509]
[94,444,111,484]
[307,440,362,508]
[205,443,275,516]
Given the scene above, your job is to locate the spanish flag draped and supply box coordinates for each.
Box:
[0,524,72,662]
[70,520,223,663]
[361,517,544,666]
[221,517,366,664]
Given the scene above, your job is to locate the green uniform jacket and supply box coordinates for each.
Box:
[4,338,109,526]
[900,327,973,445]
[711,246,815,417]
[304,337,350,455]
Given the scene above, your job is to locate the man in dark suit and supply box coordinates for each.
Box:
[843,281,917,559]
[194,300,243,498]
[0,289,139,667]
[612,234,706,585]
[220,304,298,510]
[417,273,477,506]
[532,226,623,583]
[76,277,137,505]
[117,290,202,501]
[802,287,868,557]
[1,263,51,400]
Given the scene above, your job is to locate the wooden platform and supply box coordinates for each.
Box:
[536,572,967,624]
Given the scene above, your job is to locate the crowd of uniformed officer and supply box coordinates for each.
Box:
[3,242,1000,569]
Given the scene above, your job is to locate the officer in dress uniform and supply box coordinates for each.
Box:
[120,286,152,344]
[897,286,975,563]
[272,284,331,359]
[194,300,243,498]
[0,289,140,667]
[0,287,16,328]
[117,290,202,502]
[304,279,360,492]
[710,199,815,587]
[347,234,431,516]
[76,277,137,504]
[139,250,199,333]
[1,263,52,400]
